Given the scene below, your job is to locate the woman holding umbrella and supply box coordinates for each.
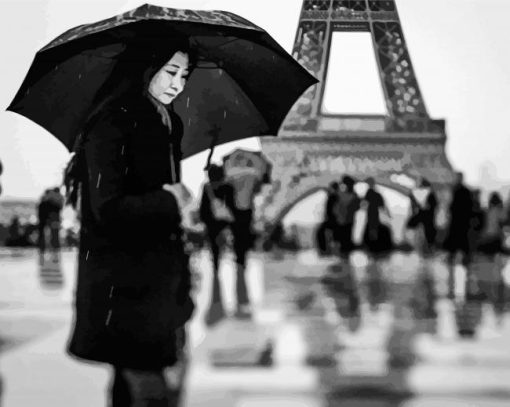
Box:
[63,38,196,405]
[7,6,317,405]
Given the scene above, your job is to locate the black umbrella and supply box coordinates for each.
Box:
[7,4,317,158]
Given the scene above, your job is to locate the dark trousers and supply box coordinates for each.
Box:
[206,226,225,274]
[316,220,337,254]
[337,223,355,257]
[231,209,253,267]
[38,221,61,253]
[230,209,253,307]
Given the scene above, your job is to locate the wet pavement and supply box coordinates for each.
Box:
[1,247,510,406]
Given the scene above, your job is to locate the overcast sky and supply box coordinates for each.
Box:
[1,0,509,200]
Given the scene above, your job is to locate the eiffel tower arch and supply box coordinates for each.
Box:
[259,0,454,225]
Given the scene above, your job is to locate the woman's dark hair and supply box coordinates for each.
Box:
[63,34,197,208]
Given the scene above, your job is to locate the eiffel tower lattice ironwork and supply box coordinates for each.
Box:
[259,0,455,225]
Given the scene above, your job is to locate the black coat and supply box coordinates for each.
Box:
[68,95,194,369]
[444,184,473,253]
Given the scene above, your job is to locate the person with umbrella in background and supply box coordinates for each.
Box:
[7,5,316,406]
[199,163,235,326]
[222,149,271,317]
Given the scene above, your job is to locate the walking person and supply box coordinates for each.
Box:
[316,182,340,255]
[199,163,235,325]
[63,39,196,406]
[443,172,474,298]
[228,168,264,317]
[47,187,65,258]
[474,192,507,317]
[362,177,393,256]
[334,175,360,258]
[407,178,438,255]
[37,189,52,260]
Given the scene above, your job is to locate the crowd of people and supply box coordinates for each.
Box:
[316,175,394,258]
[315,172,510,263]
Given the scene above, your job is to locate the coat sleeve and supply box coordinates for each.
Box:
[84,117,181,238]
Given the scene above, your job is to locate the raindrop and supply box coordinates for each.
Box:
[219,69,223,76]
[134,121,137,128]
[25,89,30,96]
[109,286,115,298]
[96,173,102,188]
[223,110,227,119]
[105,309,112,326]
[188,118,191,126]
[78,73,82,80]
[121,145,125,155]
[187,97,190,108]
[125,167,129,175]
[86,250,90,261]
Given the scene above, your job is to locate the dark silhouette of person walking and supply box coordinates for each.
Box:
[334,175,360,258]
[199,163,235,325]
[316,181,340,255]
[228,167,263,317]
[362,177,393,256]
[407,178,438,254]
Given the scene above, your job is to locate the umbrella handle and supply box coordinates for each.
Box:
[204,144,216,170]
[204,127,220,170]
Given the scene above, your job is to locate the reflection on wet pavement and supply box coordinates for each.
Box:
[1,248,510,406]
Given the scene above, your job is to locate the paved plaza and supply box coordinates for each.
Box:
[1,247,510,406]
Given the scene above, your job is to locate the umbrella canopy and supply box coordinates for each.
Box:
[223,148,271,180]
[223,149,271,210]
[7,4,318,158]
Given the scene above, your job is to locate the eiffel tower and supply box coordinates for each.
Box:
[259,0,454,224]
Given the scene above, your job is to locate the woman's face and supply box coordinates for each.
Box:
[148,51,189,105]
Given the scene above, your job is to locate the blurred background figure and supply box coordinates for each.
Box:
[471,191,507,319]
[361,177,393,257]
[478,192,506,255]
[37,187,64,262]
[5,216,23,246]
[444,172,474,298]
[316,181,340,256]
[334,175,360,259]
[199,163,235,326]
[406,178,438,255]
[223,150,271,318]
